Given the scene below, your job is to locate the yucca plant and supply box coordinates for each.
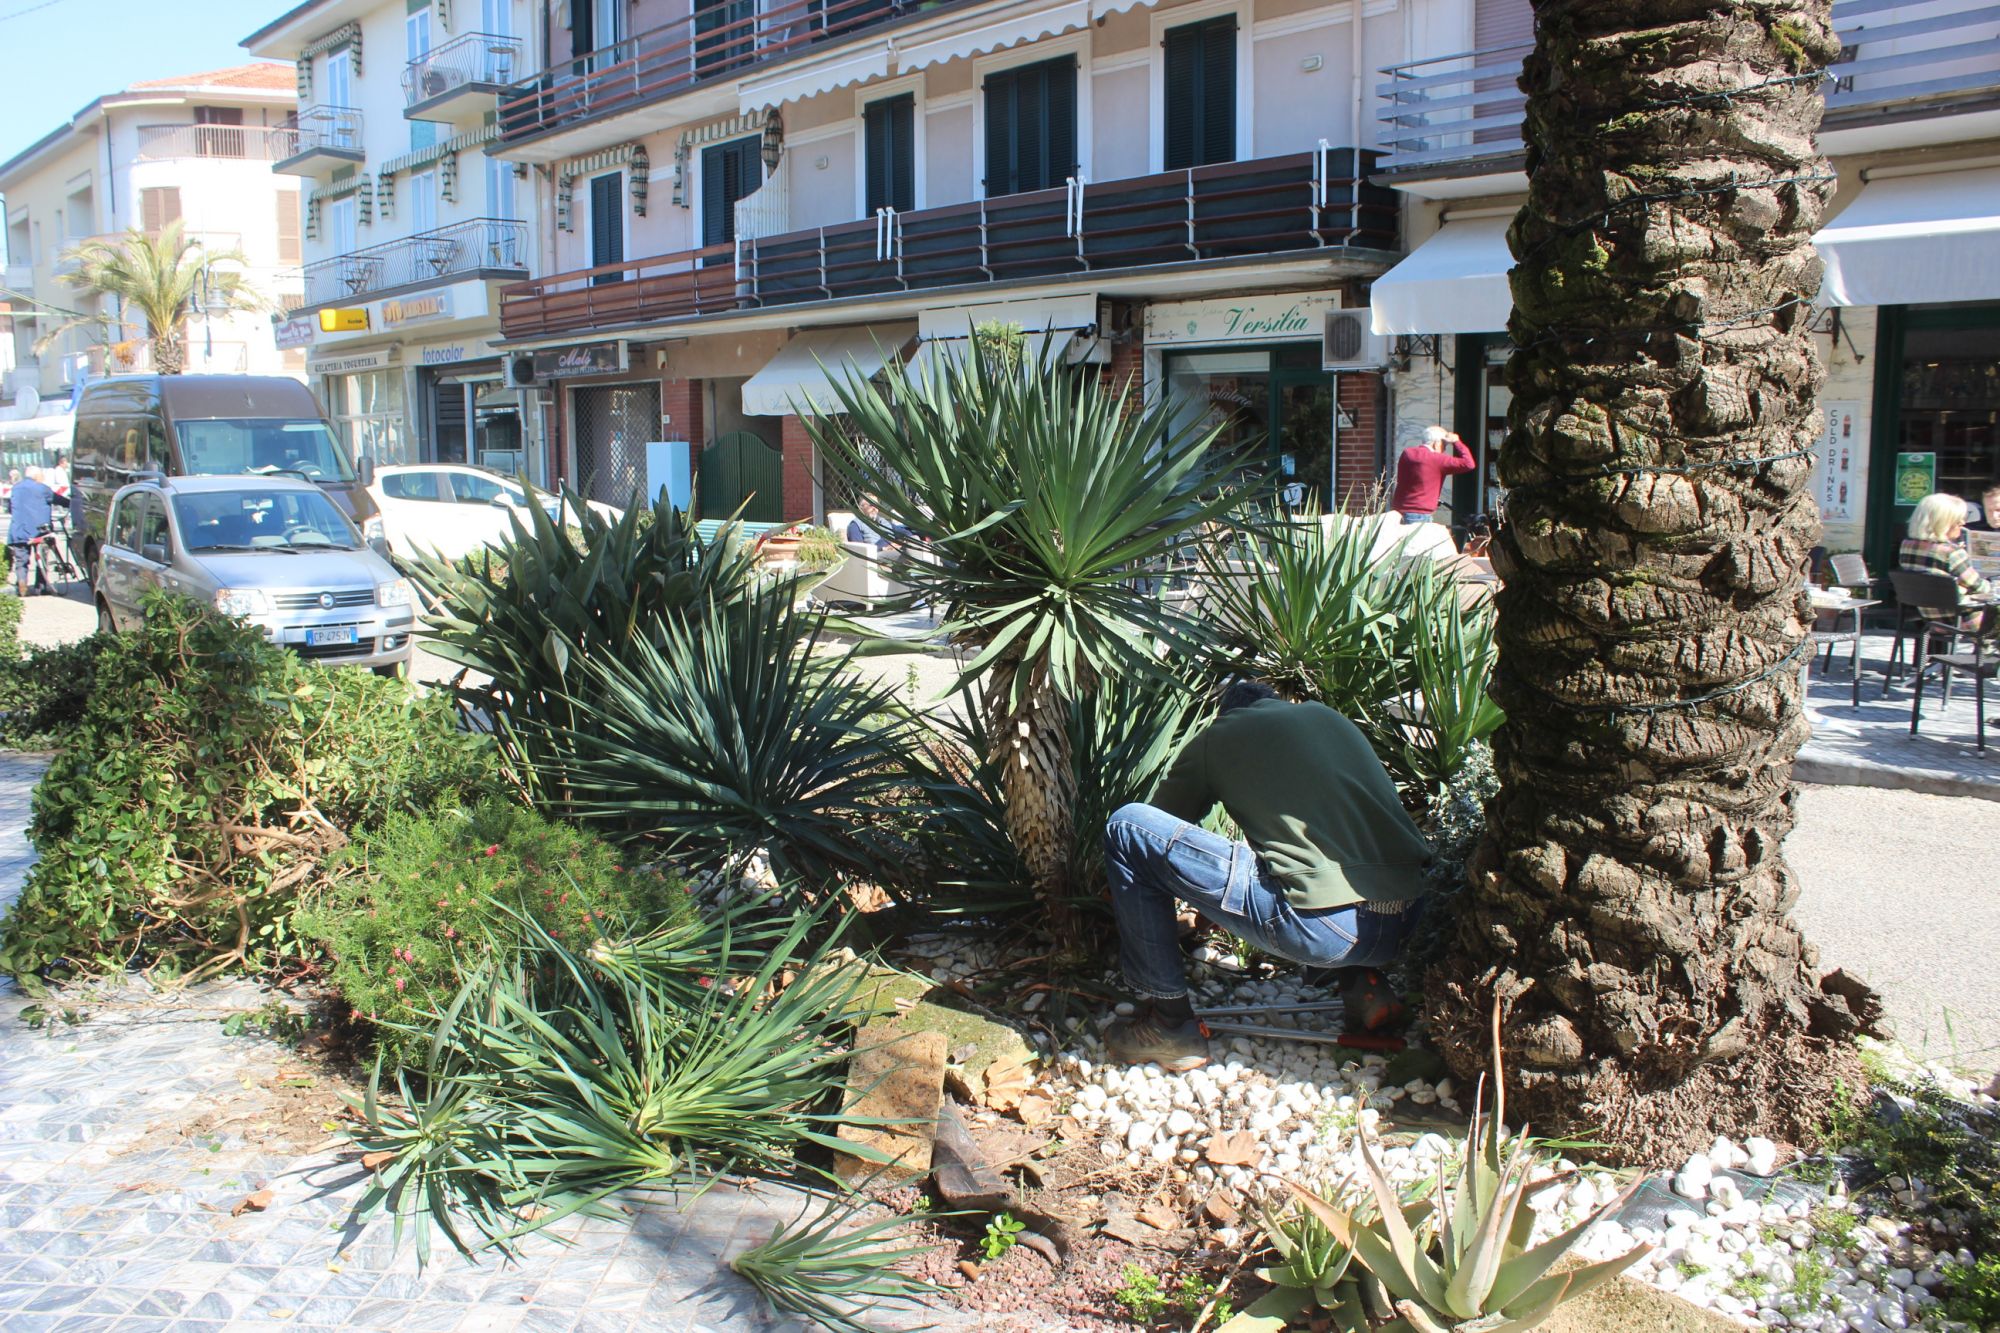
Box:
[345,906,906,1263]
[1375,578,1505,799]
[408,494,759,797]
[529,581,925,886]
[803,331,1246,940]
[1282,1033,1649,1333]
[730,1189,945,1333]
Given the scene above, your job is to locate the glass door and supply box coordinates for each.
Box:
[1274,369,1334,512]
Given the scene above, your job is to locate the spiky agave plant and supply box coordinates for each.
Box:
[730,1189,946,1333]
[344,906,909,1263]
[803,333,1245,942]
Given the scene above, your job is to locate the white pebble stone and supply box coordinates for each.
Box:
[1127,1122,1154,1151]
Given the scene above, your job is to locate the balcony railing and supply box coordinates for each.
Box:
[498,0,961,145]
[404,31,525,108]
[272,105,366,168]
[1376,0,2000,174]
[136,124,296,163]
[300,217,528,308]
[500,148,1396,339]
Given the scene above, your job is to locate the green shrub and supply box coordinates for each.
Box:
[0,591,491,981]
[0,635,110,750]
[298,797,692,1067]
[0,595,21,653]
[793,525,846,572]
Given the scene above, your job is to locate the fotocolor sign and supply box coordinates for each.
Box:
[531,341,629,379]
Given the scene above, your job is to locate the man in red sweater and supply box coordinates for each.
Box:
[1391,426,1476,524]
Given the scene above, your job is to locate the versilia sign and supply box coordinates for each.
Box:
[1145,292,1341,347]
[532,341,629,379]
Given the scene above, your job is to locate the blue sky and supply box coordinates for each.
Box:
[0,0,298,167]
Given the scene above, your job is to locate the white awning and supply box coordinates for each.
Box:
[904,328,1076,381]
[0,413,74,446]
[738,42,893,113]
[915,294,1098,339]
[1814,166,2000,308]
[1369,216,1514,335]
[895,0,1156,72]
[741,322,917,417]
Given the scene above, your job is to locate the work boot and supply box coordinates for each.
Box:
[1102,1005,1209,1072]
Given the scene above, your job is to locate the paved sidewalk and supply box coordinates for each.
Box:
[1798,630,2000,800]
[0,755,941,1333]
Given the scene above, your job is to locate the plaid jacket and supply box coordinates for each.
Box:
[1900,537,1992,619]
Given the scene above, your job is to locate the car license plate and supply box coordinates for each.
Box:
[306,626,358,648]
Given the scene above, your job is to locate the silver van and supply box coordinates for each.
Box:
[96,476,414,675]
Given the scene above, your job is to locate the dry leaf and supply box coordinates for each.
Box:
[231,1189,274,1217]
[1203,1130,1263,1167]
[1015,1092,1056,1128]
[981,1055,1032,1113]
[1203,1191,1241,1228]
[360,1151,394,1171]
[1138,1203,1180,1232]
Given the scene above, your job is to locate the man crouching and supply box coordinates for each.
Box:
[1100,680,1434,1071]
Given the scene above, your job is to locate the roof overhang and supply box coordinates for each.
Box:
[1815,163,2000,307]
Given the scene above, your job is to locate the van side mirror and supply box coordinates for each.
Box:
[356,454,376,486]
[141,542,168,565]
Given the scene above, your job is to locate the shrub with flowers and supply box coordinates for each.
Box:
[299,796,692,1067]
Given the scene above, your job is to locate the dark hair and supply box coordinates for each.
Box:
[1216,679,1279,714]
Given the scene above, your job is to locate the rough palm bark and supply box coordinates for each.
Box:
[1426,0,1879,1163]
[988,658,1081,940]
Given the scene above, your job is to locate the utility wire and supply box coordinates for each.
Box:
[0,0,75,23]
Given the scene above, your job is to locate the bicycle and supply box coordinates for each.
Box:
[28,516,84,595]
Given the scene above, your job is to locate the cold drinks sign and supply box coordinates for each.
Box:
[1817,400,1862,524]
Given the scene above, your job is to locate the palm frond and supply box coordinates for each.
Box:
[731,1190,946,1333]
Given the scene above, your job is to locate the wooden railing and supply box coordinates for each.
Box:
[497,0,961,144]
[1376,0,2000,173]
[500,149,1396,339]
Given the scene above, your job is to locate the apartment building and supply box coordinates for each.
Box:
[243,0,540,476]
[0,64,303,440]
[1370,0,2000,573]
[461,0,1427,518]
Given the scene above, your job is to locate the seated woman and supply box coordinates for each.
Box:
[1900,491,1995,635]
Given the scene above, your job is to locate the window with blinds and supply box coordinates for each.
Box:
[982,55,1077,197]
[1163,15,1236,171]
[140,187,181,237]
[589,172,624,286]
[864,93,915,215]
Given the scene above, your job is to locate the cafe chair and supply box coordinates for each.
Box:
[1888,569,1996,751]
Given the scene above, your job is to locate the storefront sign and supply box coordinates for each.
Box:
[309,347,400,376]
[380,291,455,329]
[1893,452,1936,506]
[532,340,629,379]
[1145,293,1341,347]
[1817,400,1862,523]
[273,315,317,350]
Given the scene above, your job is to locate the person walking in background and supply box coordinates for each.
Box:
[1391,426,1476,525]
[7,467,69,598]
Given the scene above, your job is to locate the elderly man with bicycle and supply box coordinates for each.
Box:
[8,467,70,598]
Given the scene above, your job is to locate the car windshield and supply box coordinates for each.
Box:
[172,489,360,552]
[175,419,358,483]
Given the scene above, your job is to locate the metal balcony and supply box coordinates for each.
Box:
[272,106,366,176]
[1376,0,2000,177]
[135,124,295,163]
[299,217,528,309]
[496,0,964,150]
[405,32,525,121]
[499,148,1396,339]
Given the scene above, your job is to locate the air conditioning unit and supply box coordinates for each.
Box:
[503,354,538,389]
[1322,310,1389,371]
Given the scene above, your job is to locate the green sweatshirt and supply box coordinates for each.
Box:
[1149,698,1433,910]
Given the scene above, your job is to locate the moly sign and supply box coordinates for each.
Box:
[532,340,630,379]
[1146,292,1341,347]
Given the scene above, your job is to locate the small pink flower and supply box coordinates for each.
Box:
[436,898,449,910]
[696,976,713,989]
[483,844,500,857]
[444,926,457,940]
[393,977,406,993]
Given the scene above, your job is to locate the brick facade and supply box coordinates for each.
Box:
[1334,371,1386,509]
[780,414,816,522]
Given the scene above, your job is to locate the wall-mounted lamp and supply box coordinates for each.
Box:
[761,115,785,171]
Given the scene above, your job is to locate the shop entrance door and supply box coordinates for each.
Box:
[1163,344,1335,509]
[572,382,659,507]
[1273,369,1335,511]
[1866,306,2000,572]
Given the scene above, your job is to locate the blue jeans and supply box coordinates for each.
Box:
[1103,803,1421,1001]
[1400,511,1434,525]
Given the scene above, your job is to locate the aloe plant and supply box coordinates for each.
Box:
[1281,1088,1649,1333]
[1220,1199,1370,1332]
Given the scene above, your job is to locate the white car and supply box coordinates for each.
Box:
[366,464,619,562]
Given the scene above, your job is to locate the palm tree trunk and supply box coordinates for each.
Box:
[152,331,185,375]
[987,657,1080,944]
[1425,0,1878,1163]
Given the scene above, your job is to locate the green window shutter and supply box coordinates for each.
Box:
[864,94,915,215]
[983,68,1017,197]
[984,56,1074,196]
[1040,56,1076,190]
[589,172,623,283]
[702,137,761,246]
[1164,16,1235,171]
